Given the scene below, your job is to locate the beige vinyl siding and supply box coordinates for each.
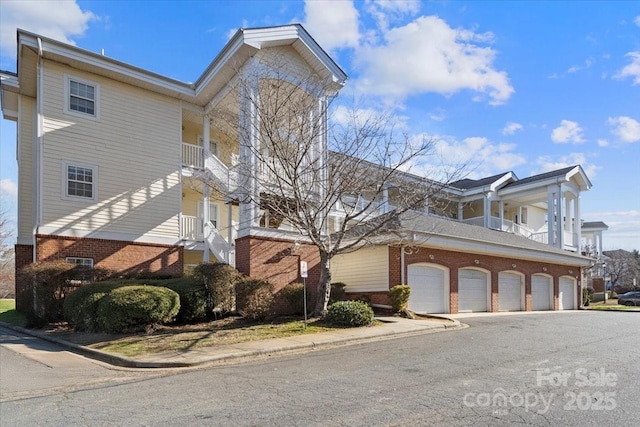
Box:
[18,97,35,240]
[39,61,181,239]
[331,246,389,292]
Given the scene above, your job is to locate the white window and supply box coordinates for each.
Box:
[63,161,97,201]
[198,201,219,228]
[198,136,218,157]
[65,75,99,119]
[66,257,94,267]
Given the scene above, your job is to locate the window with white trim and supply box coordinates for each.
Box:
[63,161,97,201]
[66,257,94,268]
[65,75,99,119]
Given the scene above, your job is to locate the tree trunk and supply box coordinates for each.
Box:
[313,250,332,317]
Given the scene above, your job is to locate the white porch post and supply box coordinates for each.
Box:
[202,115,211,263]
[499,200,504,230]
[382,185,389,214]
[575,193,581,252]
[227,203,233,264]
[547,187,555,246]
[565,196,571,232]
[556,185,564,248]
[483,196,490,228]
[424,196,430,215]
[458,202,463,221]
[238,74,261,237]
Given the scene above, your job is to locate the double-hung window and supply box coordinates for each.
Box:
[65,75,99,119]
[63,161,97,201]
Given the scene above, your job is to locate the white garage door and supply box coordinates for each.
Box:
[559,277,576,310]
[407,265,447,313]
[458,269,489,312]
[532,275,552,311]
[499,272,523,311]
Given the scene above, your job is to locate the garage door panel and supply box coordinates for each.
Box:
[499,272,523,311]
[532,275,552,311]
[408,265,447,314]
[459,269,488,312]
[559,278,576,310]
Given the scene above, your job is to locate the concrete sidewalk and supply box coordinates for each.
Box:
[0,316,462,369]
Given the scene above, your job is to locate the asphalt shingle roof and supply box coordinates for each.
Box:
[450,172,512,190]
[501,165,577,189]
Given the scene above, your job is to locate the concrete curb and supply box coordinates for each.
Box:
[0,316,464,369]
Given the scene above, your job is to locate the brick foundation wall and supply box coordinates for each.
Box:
[235,235,321,313]
[35,235,183,277]
[388,246,583,314]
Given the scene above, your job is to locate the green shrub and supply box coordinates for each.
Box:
[153,278,208,323]
[63,281,127,331]
[326,300,374,327]
[280,282,309,315]
[18,260,87,323]
[235,278,274,320]
[192,263,241,314]
[95,285,180,333]
[388,285,411,312]
[330,282,347,304]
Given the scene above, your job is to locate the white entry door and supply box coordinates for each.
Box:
[499,272,523,311]
[458,269,489,312]
[407,265,448,314]
[531,275,552,311]
[559,277,576,310]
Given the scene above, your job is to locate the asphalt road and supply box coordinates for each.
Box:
[1,311,639,426]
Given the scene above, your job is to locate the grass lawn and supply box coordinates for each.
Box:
[0,299,28,327]
[584,298,640,312]
[46,316,379,358]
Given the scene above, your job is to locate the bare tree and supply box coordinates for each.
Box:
[603,249,640,292]
[0,210,15,299]
[206,53,465,315]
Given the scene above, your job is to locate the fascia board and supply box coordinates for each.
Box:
[411,233,592,267]
[566,166,592,190]
[18,30,195,99]
[295,27,348,84]
[193,31,248,91]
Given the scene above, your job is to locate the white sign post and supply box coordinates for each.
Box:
[300,261,308,327]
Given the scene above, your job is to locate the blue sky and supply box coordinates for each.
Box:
[1,0,638,251]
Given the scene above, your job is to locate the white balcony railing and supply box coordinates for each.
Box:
[182,143,204,169]
[180,215,203,240]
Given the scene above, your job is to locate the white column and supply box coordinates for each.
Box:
[227,203,234,263]
[483,196,490,228]
[556,185,563,248]
[565,196,571,232]
[238,77,261,237]
[382,186,389,214]
[458,202,463,221]
[575,193,581,252]
[424,196,430,215]
[547,187,555,246]
[499,200,504,230]
[202,114,211,263]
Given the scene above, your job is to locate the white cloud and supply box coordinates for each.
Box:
[535,152,597,178]
[429,108,446,122]
[0,178,17,197]
[364,0,420,32]
[597,139,609,147]
[354,15,514,105]
[502,122,523,136]
[0,0,96,59]
[615,51,640,85]
[567,57,595,74]
[551,120,585,144]
[303,0,360,52]
[634,16,640,27]
[608,116,640,143]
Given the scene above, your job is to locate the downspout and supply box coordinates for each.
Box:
[33,37,44,262]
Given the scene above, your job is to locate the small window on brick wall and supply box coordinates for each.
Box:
[66,257,94,268]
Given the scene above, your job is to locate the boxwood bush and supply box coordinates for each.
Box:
[326,300,374,327]
[153,278,208,323]
[95,285,180,333]
[63,281,128,331]
[235,278,274,320]
[388,285,411,313]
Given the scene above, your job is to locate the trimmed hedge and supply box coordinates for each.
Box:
[235,278,274,320]
[153,278,208,323]
[63,281,127,331]
[192,263,241,314]
[96,285,180,333]
[280,282,307,315]
[326,300,374,327]
[388,285,411,312]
